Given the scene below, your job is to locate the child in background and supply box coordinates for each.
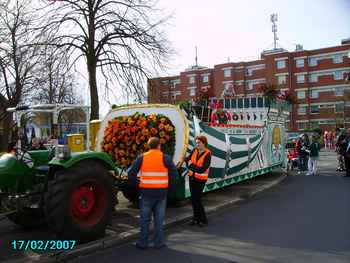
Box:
[307,135,320,176]
[287,149,298,171]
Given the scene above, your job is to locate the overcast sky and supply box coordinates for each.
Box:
[156,0,350,75]
[99,0,350,115]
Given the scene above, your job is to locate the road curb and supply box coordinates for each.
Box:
[6,172,287,263]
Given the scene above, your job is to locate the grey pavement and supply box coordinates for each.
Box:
[67,149,350,263]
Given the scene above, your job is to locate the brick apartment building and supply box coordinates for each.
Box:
[148,38,350,132]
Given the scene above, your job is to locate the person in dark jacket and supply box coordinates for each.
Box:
[128,137,177,249]
[343,129,350,177]
[336,130,347,172]
[185,135,212,227]
[296,134,309,173]
[307,135,320,176]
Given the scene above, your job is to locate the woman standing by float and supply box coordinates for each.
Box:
[185,135,212,226]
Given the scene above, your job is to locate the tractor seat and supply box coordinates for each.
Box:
[35,165,50,175]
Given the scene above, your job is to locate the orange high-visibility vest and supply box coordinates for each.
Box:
[188,148,211,181]
[139,149,169,189]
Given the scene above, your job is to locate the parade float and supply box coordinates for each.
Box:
[96,94,290,200]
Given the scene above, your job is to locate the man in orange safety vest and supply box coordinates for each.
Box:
[128,137,177,249]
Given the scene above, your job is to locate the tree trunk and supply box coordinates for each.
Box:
[87,58,99,120]
[0,112,12,151]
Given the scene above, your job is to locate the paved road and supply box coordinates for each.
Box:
[0,169,284,262]
[71,150,350,263]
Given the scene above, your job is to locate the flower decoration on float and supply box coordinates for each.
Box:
[101,112,176,168]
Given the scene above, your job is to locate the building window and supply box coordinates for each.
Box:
[189,76,195,84]
[222,83,233,97]
[310,90,319,99]
[224,68,231,78]
[257,97,264,107]
[296,59,304,68]
[246,68,253,76]
[310,105,319,113]
[202,75,209,83]
[296,75,305,83]
[309,57,317,66]
[333,54,343,64]
[319,104,334,109]
[309,74,317,83]
[278,75,287,85]
[334,71,343,80]
[310,121,319,129]
[335,87,344,96]
[335,103,344,113]
[189,88,196,96]
[246,82,254,90]
[276,60,286,69]
[297,91,306,99]
[298,122,306,130]
[298,106,307,115]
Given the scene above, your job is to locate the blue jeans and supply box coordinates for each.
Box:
[138,195,167,248]
[298,156,308,171]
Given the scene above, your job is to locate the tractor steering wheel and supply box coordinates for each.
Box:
[16,147,34,168]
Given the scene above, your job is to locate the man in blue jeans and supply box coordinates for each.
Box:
[128,137,177,249]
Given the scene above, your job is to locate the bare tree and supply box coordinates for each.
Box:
[31,43,82,105]
[40,0,172,119]
[0,0,41,148]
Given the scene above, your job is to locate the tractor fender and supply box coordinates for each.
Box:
[48,151,116,171]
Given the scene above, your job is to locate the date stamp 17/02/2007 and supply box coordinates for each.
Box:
[11,240,77,251]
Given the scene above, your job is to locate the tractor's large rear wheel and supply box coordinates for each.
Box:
[45,160,114,243]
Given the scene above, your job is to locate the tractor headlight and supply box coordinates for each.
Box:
[55,145,71,160]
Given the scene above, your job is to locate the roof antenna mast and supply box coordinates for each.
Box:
[270,13,278,50]
[195,46,198,67]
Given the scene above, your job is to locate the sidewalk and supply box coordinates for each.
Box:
[8,169,286,263]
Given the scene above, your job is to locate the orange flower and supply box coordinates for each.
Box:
[142,129,149,136]
[160,138,166,144]
[128,119,135,126]
[148,114,156,121]
[160,118,166,123]
[159,123,164,130]
[151,128,158,135]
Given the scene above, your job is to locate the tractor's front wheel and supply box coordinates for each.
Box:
[45,160,115,243]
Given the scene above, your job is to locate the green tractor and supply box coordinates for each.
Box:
[0,104,118,242]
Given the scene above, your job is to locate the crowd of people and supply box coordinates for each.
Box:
[287,128,350,177]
